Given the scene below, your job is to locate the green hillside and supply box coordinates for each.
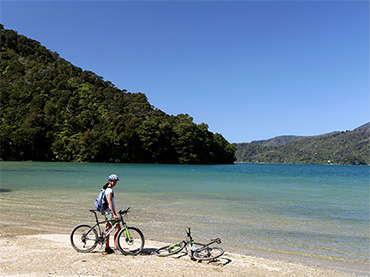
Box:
[0,25,235,164]
[250,135,309,147]
[234,124,370,165]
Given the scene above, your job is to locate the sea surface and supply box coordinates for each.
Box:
[0,162,369,274]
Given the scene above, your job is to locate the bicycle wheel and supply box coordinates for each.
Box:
[70,224,98,253]
[117,227,145,255]
[155,241,186,257]
[193,246,224,261]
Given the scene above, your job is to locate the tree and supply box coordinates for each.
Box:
[0,26,235,164]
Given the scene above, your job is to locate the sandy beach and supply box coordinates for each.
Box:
[0,234,364,277]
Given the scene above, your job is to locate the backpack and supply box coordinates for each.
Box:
[94,189,108,212]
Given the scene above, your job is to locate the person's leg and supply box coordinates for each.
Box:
[105,222,112,249]
[114,225,121,249]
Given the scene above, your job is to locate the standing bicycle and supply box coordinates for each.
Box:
[155,227,224,261]
[70,207,144,255]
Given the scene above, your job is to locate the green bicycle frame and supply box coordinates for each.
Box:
[169,242,182,249]
[124,227,132,242]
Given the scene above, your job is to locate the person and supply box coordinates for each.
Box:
[103,174,121,254]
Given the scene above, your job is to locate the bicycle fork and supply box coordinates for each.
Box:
[124,227,133,244]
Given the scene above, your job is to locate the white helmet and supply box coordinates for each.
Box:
[108,174,119,181]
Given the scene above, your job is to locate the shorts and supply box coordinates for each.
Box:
[104,212,117,225]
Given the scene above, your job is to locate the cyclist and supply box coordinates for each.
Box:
[103,174,121,254]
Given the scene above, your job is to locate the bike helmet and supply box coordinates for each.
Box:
[108,174,119,181]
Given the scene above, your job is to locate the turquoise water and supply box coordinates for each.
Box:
[0,162,369,273]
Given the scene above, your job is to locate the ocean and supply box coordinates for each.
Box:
[0,162,368,274]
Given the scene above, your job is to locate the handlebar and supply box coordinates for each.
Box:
[90,207,131,215]
[118,207,131,215]
[186,227,191,236]
[185,227,222,246]
[186,227,193,240]
[211,238,222,244]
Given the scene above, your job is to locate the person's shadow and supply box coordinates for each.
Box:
[105,248,158,255]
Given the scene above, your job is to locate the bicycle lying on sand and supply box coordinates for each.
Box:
[70,207,144,255]
[154,227,224,261]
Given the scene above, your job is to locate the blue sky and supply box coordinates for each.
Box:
[1,1,369,143]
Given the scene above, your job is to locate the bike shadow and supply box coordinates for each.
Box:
[138,248,158,255]
[166,251,232,266]
[94,248,232,266]
[94,248,158,256]
[212,256,232,266]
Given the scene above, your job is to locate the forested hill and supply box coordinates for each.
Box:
[0,25,235,164]
[250,135,310,147]
[234,123,370,165]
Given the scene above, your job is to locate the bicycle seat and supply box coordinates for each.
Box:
[89,209,97,213]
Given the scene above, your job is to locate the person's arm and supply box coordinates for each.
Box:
[107,193,118,221]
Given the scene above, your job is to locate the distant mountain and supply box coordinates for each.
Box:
[354,122,370,134]
[234,123,370,165]
[251,135,309,147]
[250,131,342,147]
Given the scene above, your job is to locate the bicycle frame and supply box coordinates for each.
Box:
[71,207,144,254]
[167,240,187,251]
[154,227,223,260]
[87,209,129,244]
[167,228,220,253]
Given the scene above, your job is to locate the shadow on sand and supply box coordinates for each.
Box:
[154,250,232,266]
[91,247,232,266]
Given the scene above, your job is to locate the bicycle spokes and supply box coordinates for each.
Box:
[71,209,144,255]
[70,225,98,253]
[117,227,145,255]
[154,228,224,261]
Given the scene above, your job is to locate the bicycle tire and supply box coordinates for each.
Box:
[193,246,224,261]
[70,224,98,253]
[155,241,186,257]
[117,226,145,255]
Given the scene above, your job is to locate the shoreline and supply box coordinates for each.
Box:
[2,160,369,166]
[0,234,367,276]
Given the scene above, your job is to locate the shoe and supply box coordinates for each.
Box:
[114,249,123,255]
[105,247,114,254]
